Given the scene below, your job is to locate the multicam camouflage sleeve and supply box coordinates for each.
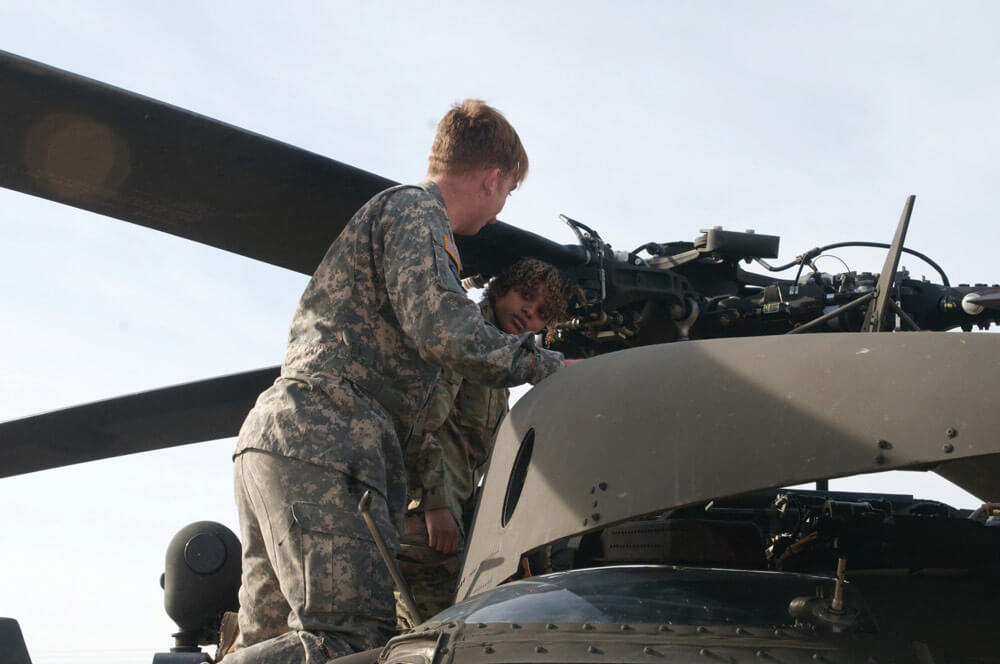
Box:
[379,192,563,388]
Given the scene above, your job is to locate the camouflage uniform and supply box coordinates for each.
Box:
[397,301,510,625]
[229,181,563,664]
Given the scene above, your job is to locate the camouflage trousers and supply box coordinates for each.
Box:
[229,450,396,664]
[396,511,462,628]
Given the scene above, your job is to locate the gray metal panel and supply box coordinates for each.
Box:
[458,332,1000,600]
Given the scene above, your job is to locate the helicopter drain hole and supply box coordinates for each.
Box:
[502,428,535,527]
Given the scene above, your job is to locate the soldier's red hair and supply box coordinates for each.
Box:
[428,99,528,187]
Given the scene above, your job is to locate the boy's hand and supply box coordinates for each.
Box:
[424,508,459,554]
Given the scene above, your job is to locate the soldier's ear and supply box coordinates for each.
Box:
[482,167,502,195]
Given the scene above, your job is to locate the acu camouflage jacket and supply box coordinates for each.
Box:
[236,181,562,524]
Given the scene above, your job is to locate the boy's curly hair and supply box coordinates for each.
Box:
[484,258,575,329]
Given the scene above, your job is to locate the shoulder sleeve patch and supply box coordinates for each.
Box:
[443,234,462,275]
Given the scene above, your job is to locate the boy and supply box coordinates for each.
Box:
[398,258,574,625]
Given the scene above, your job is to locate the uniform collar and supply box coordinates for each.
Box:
[417,179,447,209]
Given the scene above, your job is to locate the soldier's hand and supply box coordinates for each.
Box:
[424,508,459,554]
[563,358,584,367]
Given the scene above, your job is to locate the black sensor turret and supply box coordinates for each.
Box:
[159,521,241,656]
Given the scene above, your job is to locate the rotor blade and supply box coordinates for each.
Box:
[0,367,279,478]
[455,221,589,278]
[0,50,584,279]
[0,50,395,275]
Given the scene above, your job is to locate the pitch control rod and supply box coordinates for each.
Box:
[358,490,423,625]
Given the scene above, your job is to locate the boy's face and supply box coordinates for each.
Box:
[494,287,549,335]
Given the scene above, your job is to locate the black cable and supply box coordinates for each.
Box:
[756,241,950,287]
[792,259,808,292]
[821,242,950,287]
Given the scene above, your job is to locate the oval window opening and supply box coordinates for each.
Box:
[502,428,534,527]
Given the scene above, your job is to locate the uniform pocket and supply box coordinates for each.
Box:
[291,500,395,618]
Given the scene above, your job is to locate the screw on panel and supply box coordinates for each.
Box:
[658,625,672,632]
[510,623,521,629]
[620,624,632,631]
[535,646,547,654]
[583,518,589,526]
[947,427,958,438]
[583,623,595,630]
[696,626,710,634]
[812,654,826,662]
[943,443,954,454]
[736,626,747,635]
[756,650,769,659]
[877,439,891,450]
[874,453,887,465]
[477,623,487,628]
[591,513,601,522]
[699,649,709,657]
[599,482,608,491]
[483,646,494,654]
[588,646,602,654]
[546,623,557,630]
[590,486,596,494]
[593,500,598,508]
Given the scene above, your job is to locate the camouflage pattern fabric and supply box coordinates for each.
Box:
[230,449,396,663]
[398,303,512,626]
[396,512,462,627]
[235,181,562,527]
[232,181,563,660]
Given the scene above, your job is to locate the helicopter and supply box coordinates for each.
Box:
[3,47,1000,664]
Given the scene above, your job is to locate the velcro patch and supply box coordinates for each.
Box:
[443,234,462,275]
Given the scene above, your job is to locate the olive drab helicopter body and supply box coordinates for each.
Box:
[2,51,999,663]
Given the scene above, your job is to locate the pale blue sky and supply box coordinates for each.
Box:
[1,2,998,662]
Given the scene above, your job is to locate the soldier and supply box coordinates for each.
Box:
[227,100,573,664]
[398,258,574,626]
